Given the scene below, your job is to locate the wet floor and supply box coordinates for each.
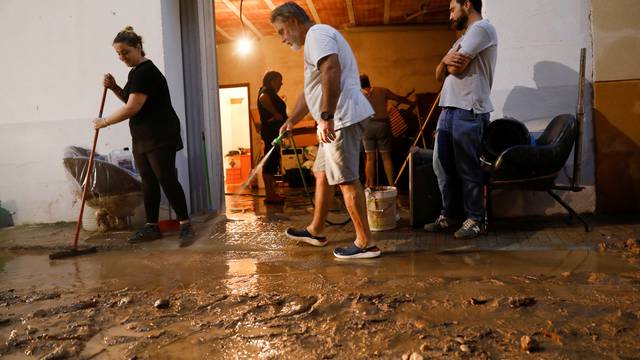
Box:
[1,193,639,359]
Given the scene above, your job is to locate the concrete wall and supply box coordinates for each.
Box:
[484,0,596,216]
[0,0,187,224]
[591,0,640,213]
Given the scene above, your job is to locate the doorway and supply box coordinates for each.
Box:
[218,84,254,192]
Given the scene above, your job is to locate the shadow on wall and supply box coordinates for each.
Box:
[503,61,580,127]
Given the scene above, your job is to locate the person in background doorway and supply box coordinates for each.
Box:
[257,71,287,204]
[271,2,381,259]
[93,26,194,246]
[425,0,497,239]
[360,74,415,188]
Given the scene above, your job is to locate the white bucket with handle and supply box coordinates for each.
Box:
[365,186,397,231]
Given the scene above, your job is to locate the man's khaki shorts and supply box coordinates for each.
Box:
[313,120,368,185]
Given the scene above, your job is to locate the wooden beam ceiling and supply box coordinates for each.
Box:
[220,0,263,39]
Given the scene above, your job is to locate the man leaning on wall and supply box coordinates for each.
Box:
[425,0,498,239]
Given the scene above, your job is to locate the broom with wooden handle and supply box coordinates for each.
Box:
[50,88,107,259]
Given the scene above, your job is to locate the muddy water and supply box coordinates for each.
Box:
[1,246,639,359]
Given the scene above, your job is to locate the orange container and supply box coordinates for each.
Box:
[158,219,180,232]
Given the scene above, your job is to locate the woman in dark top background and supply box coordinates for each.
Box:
[258,71,287,204]
[93,26,194,246]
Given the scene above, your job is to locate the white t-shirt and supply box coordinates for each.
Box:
[439,19,498,114]
[303,24,374,130]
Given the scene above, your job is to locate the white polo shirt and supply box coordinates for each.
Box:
[303,24,373,130]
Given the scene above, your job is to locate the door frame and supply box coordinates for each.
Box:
[218,83,255,169]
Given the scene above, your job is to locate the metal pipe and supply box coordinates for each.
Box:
[572,48,586,188]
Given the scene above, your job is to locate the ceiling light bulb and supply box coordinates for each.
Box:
[237,37,252,55]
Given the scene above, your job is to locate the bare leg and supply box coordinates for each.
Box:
[381,152,394,186]
[307,171,334,236]
[365,152,376,188]
[338,180,372,248]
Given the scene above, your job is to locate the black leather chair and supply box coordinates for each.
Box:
[482,114,591,231]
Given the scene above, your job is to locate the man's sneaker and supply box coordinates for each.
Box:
[454,219,485,239]
[178,223,196,248]
[128,224,162,243]
[285,228,327,247]
[424,215,450,232]
[333,243,381,259]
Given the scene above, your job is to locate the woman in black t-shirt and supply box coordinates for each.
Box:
[93,26,194,245]
[257,71,287,204]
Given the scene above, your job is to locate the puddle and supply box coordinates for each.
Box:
[0,249,637,293]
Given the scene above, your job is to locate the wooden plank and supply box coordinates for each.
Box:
[215,25,234,42]
[345,0,355,24]
[263,0,275,11]
[220,0,263,38]
[384,0,391,24]
[305,0,322,23]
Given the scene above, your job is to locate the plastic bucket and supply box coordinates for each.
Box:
[365,186,397,231]
[81,206,98,232]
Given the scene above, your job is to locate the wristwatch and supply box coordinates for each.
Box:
[320,112,334,121]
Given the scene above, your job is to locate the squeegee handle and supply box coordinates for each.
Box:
[72,87,107,249]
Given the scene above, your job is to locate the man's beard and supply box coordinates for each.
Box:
[453,11,469,31]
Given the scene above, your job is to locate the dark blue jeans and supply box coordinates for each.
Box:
[433,108,489,222]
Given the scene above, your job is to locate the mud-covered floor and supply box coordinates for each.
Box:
[1,192,639,359]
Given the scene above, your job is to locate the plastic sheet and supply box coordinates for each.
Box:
[63,146,143,220]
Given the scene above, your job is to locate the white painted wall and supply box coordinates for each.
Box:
[484,0,596,216]
[0,0,187,224]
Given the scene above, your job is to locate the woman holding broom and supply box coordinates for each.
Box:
[93,26,194,246]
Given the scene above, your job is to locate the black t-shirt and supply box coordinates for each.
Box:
[123,60,183,154]
[257,87,287,140]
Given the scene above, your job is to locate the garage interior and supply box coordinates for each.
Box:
[211,0,455,194]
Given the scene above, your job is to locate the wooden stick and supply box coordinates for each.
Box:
[393,91,441,186]
[71,87,107,249]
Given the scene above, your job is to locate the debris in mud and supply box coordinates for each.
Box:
[32,298,98,318]
[460,344,471,352]
[26,291,61,303]
[401,352,424,360]
[154,299,170,309]
[520,335,539,353]
[118,296,133,307]
[598,241,608,252]
[588,272,617,285]
[25,326,38,335]
[508,296,536,308]
[104,335,138,346]
[469,297,489,305]
[561,271,572,278]
[625,238,640,254]
[41,345,73,360]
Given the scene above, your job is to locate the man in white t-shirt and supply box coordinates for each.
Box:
[270,2,380,259]
[425,0,497,239]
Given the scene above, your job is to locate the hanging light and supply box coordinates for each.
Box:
[235,0,252,56]
[236,36,252,55]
